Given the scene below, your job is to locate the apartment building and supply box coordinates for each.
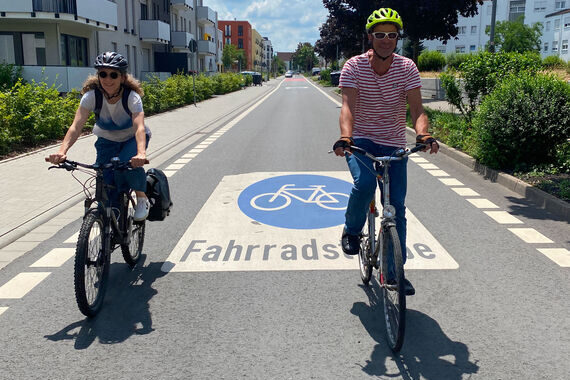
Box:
[262,37,273,73]
[218,20,252,70]
[421,0,570,61]
[0,0,221,92]
[251,28,263,72]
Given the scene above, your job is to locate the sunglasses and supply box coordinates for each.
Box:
[371,32,399,40]
[98,71,120,79]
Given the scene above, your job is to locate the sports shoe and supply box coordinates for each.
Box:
[341,229,361,255]
[385,277,416,296]
[134,197,150,221]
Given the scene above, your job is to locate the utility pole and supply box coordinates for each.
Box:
[489,0,497,53]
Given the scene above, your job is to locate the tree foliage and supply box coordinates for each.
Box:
[292,43,319,72]
[486,16,543,54]
[222,44,246,71]
[318,0,483,62]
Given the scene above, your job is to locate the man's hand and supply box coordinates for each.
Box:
[332,137,353,156]
[47,152,67,164]
[130,152,147,168]
[416,134,439,154]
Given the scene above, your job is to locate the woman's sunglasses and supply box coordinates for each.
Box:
[98,71,120,79]
[371,32,399,40]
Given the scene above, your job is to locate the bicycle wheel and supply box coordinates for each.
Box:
[74,211,110,317]
[380,225,406,352]
[121,194,145,268]
[358,212,374,285]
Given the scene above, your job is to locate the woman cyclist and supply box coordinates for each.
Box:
[47,52,151,221]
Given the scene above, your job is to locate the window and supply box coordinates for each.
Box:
[456,45,466,53]
[555,19,560,31]
[0,34,16,64]
[546,21,551,31]
[225,25,231,36]
[509,0,525,22]
[534,1,546,12]
[544,42,548,52]
[60,34,88,67]
[458,26,466,34]
[225,37,231,45]
[436,46,446,53]
[562,40,569,54]
[125,44,130,70]
[238,25,243,36]
[470,45,477,52]
[112,42,117,52]
[555,1,566,9]
[471,26,477,34]
[565,16,570,29]
[238,38,243,49]
[132,46,137,75]
[553,40,559,52]
[141,3,148,20]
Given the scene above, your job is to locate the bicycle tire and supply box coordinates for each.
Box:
[74,211,110,317]
[380,225,406,352]
[358,212,374,285]
[121,194,145,268]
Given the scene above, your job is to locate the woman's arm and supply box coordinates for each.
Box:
[130,111,147,168]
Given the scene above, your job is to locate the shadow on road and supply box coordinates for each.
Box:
[351,279,479,380]
[44,256,166,349]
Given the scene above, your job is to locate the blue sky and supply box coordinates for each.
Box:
[205,0,329,52]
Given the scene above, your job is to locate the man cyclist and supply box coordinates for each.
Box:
[333,8,439,295]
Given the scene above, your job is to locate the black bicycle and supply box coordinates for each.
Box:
[348,144,425,352]
[47,157,147,317]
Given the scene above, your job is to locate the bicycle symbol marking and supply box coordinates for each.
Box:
[250,184,349,211]
[238,174,352,230]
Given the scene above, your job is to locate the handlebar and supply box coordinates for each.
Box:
[45,157,149,171]
[348,144,425,164]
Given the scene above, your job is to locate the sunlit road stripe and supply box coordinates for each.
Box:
[508,228,554,244]
[418,163,439,169]
[64,232,79,244]
[410,157,428,163]
[30,248,75,267]
[451,187,480,196]
[426,170,449,177]
[165,163,185,171]
[537,248,570,267]
[466,198,499,209]
[174,158,192,164]
[164,171,176,178]
[439,178,464,186]
[484,211,524,224]
[0,307,7,316]
[0,272,51,299]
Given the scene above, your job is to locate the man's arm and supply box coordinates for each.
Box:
[334,87,358,156]
[407,88,438,154]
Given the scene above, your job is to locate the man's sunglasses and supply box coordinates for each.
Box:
[371,32,399,40]
[98,71,120,79]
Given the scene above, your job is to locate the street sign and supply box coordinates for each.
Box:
[189,39,197,53]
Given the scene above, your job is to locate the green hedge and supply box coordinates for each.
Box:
[418,50,446,72]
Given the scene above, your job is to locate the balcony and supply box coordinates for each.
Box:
[197,6,215,26]
[139,20,170,44]
[198,40,216,55]
[0,0,118,30]
[21,65,95,93]
[171,31,195,51]
[170,0,193,11]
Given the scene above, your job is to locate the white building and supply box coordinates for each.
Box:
[262,37,273,74]
[0,0,222,91]
[421,0,570,61]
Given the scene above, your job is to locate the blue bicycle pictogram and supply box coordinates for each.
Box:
[238,174,352,229]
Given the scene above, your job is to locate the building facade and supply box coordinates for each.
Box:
[0,0,222,91]
[218,20,252,70]
[421,0,570,61]
[262,37,273,75]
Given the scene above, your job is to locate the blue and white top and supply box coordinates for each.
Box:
[80,89,151,142]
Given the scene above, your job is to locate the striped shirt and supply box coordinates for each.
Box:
[339,51,422,147]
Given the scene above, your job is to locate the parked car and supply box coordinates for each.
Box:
[285,70,293,78]
[312,67,321,76]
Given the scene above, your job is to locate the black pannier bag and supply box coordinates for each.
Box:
[145,168,173,221]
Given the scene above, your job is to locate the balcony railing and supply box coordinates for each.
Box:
[139,20,171,44]
[171,31,195,50]
[198,40,216,55]
[170,0,193,10]
[197,6,215,25]
[21,65,94,93]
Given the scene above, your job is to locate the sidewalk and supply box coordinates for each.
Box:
[0,78,280,265]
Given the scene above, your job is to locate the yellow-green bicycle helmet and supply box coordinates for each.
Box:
[366,8,403,32]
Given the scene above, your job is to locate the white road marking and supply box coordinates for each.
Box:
[165,163,185,171]
[537,248,570,267]
[418,163,439,169]
[483,211,524,224]
[508,228,554,244]
[30,248,75,267]
[439,178,464,186]
[164,170,176,178]
[188,148,204,154]
[182,153,199,159]
[0,272,51,299]
[64,232,79,244]
[410,157,428,163]
[285,86,309,89]
[451,187,480,196]
[174,159,192,164]
[426,170,450,177]
[0,307,7,316]
[466,198,499,209]
[305,79,342,106]
[162,172,458,272]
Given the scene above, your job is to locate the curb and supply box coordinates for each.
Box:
[325,84,569,221]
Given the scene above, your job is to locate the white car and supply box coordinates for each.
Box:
[285,71,293,78]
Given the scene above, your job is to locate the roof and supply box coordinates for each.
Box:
[545,8,570,18]
[276,52,294,61]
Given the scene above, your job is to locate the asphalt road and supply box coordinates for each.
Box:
[0,76,568,380]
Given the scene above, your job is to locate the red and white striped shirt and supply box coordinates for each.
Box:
[339,51,422,147]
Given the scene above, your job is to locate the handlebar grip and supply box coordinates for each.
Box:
[410,144,426,154]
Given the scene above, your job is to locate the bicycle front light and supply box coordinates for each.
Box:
[382,205,396,219]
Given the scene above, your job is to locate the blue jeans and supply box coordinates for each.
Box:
[344,138,408,270]
[94,135,149,206]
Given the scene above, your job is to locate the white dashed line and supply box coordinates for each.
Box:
[0,307,8,316]
[536,248,570,267]
[410,157,428,163]
[0,272,51,299]
[483,211,524,224]
[418,163,439,169]
[466,198,500,209]
[64,232,79,244]
[426,170,450,177]
[451,187,480,196]
[174,159,192,164]
[508,228,554,244]
[30,248,75,268]
[438,178,464,186]
[182,153,199,159]
[165,163,185,171]
[164,170,177,178]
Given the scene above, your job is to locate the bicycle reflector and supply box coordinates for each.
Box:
[383,205,396,219]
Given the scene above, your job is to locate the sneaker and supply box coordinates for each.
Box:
[133,197,150,221]
[341,229,361,255]
[404,278,415,296]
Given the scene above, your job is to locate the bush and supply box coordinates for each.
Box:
[0,63,22,90]
[542,55,566,69]
[445,53,471,70]
[418,50,446,72]
[471,73,570,170]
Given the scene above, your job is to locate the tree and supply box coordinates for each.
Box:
[222,44,247,72]
[315,16,342,68]
[272,55,286,75]
[485,16,543,54]
[321,0,483,63]
[292,43,319,72]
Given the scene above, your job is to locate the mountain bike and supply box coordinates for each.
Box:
[46,157,147,317]
[348,144,425,352]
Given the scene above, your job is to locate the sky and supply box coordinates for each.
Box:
[204,0,329,53]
